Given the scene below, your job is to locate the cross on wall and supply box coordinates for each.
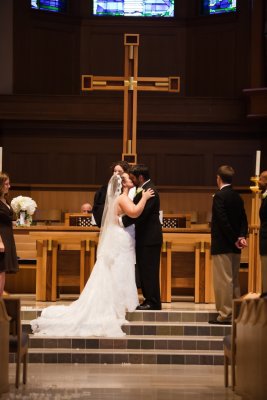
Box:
[81,33,180,163]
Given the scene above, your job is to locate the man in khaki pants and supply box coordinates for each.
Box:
[209,165,248,324]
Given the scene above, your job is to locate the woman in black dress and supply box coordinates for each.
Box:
[0,172,18,296]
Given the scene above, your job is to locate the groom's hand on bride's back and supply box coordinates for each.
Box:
[143,188,155,200]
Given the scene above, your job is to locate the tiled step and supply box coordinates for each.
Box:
[28,335,224,351]
[21,308,219,323]
[22,320,231,337]
[17,307,229,365]
[24,348,224,365]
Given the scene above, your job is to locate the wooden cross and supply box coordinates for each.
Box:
[81,33,180,163]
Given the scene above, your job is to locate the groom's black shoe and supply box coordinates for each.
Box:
[136,303,161,311]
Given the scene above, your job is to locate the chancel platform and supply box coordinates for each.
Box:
[10,295,229,367]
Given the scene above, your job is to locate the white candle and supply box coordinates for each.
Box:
[0,147,2,172]
[255,150,261,176]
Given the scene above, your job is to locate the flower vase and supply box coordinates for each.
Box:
[19,211,26,226]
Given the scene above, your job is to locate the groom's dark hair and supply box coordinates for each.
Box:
[129,164,150,181]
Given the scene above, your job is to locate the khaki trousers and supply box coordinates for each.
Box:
[212,253,241,320]
[261,255,267,293]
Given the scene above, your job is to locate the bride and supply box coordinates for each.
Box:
[31,173,154,337]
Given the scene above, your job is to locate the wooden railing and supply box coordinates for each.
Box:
[6,225,249,303]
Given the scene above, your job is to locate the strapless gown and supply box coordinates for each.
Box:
[31,224,138,337]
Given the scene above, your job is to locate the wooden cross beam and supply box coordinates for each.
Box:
[81,33,180,163]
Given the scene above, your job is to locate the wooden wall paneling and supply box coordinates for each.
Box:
[0,0,13,94]
[53,152,97,184]
[8,152,49,183]
[8,188,252,226]
[9,189,97,217]
[28,26,79,94]
[138,33,180,77]
[0,94,250,124]
[186,25,236,96]
[3,134,124,185]
[10,0,252,100]
[212,153,254,186]
[249,0,265,88]
[137,153,158,180]
[2,131,262,186]
[163,154,205,186]
[159,192,214,222]
[13,2,80,95]
[89,32,124,76]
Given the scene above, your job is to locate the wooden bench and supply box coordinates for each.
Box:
[5,234,37,294]
[235,298,267,399]
[160,233,211,303]
[3,297,29,388]
[30,231,99,301]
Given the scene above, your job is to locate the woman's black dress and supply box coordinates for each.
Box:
[0,201,19,274]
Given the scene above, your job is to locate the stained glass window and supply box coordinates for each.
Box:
[93,1,175,17]
[31,0,66,13]
[202,0,236,15]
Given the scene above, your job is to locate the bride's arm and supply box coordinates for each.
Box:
[118,189,154,218]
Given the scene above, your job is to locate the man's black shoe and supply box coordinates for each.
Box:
[208,319,231,325]
[136,304,161,311]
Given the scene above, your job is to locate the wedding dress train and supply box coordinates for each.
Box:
[31,221,138,337]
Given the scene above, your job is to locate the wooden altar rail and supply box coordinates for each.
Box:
[35,236,98,301]
[29,230,214,303]
[160,233,212,303]
[10,228,249,302]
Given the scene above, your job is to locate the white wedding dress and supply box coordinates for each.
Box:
[31,175,138,337]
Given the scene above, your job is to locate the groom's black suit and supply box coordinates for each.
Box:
[122,180,163,309]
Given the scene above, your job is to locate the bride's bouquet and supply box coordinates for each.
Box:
[11,196,37,226]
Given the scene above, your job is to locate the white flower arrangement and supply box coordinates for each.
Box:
[11,196,37,226]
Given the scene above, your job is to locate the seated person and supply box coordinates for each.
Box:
[81,202,92,213]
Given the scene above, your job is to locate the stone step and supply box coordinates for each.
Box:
[21,308,219,323]
[22,320,231,337]
[20,347,224,365]
[28,334,224,351]
[17,305,228,365]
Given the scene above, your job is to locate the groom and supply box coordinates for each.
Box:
[121,164,162,310]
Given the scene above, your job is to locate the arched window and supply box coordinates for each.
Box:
[31,0,66,13]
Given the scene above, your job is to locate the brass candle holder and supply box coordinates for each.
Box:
[250,176,261,193]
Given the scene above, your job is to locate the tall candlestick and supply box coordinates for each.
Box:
[255,150,261,176]
[0,147,2,172]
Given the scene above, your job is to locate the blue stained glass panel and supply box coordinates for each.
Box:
[93,1,175,17]
[203,0,236,15]
[31,0,66,13]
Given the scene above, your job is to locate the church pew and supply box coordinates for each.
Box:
[5,234,37,294]
[235,298,267,400]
